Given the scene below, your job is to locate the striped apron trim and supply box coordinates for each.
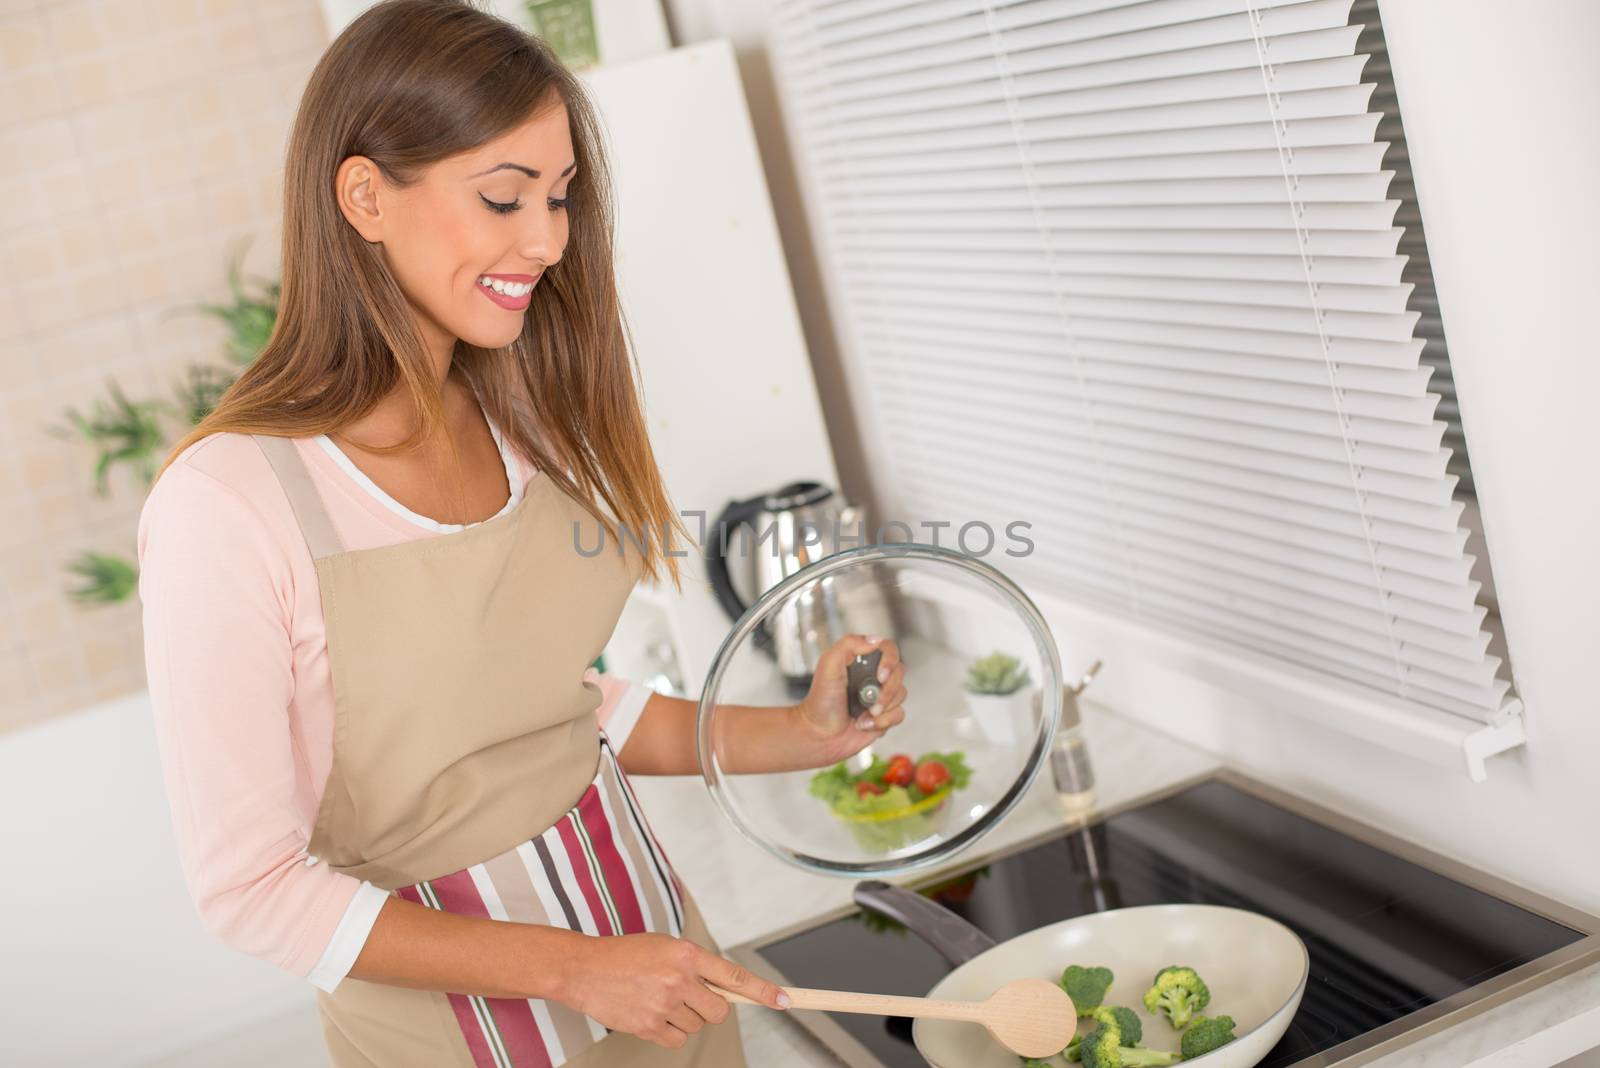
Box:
[394,729,687,1068]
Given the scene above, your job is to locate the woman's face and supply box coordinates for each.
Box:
[336,95,576,359]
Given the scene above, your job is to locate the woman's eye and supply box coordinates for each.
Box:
[480,192,568,214]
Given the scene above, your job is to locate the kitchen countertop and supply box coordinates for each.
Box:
[626,702,1600,1067]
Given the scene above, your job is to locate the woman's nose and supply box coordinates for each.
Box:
[519,213,565,266]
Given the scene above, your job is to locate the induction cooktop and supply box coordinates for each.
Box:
[728,768,1600,1067]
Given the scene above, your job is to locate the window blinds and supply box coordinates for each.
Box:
[772,0,1516,721]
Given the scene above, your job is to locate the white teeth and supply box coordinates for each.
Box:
[478,276,531,297]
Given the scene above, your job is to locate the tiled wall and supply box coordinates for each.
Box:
[0,0,329,731]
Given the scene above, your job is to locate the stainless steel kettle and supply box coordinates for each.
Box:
[704,481,896,697]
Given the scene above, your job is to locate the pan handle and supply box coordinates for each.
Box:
[853,880,998,967]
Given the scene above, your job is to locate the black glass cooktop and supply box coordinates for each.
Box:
[747,775,1594,1067]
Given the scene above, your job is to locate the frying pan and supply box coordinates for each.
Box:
[853,881,1309,1067]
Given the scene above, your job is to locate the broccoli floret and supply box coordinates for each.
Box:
[1077,1025,1123,1068]
[1060,964,1115,1014]
[1104,1005,1142,1047]
[1018,1059,1056,1068]
[1088,1007,1142,1046]
[1075,1014,1180,1068]
[1141,965,1211,1030]
[1180,1015,1237,1058]
[1087,1007,1119,1032]
[1064,1033,1082,1061]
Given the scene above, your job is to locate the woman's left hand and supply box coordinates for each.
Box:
[789,634,908,765]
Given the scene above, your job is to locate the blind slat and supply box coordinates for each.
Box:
[861,311,1426,367]
[821,142,1390,185]
[810,85,1378,148]
[837,248,1408,285]
[813,114,1385,167]
[859,290,1420,343]
[839,224,1405,256]
[840,200,1402,233]
[830,171,1396,209]
[848,268,1415,313]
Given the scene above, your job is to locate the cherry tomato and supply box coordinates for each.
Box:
[883,754,915,787]
[914,759,952,794]
[854,780,885,798]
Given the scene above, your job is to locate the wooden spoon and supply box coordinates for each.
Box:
[709,977,1077,1058]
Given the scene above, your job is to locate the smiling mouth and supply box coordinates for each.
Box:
[477,273,538,297]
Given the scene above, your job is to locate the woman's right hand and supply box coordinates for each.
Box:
[557,930,791,1049]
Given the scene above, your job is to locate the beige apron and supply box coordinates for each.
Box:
[253,433,746,1068]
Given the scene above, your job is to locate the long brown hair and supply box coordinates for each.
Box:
[156,0,689,591]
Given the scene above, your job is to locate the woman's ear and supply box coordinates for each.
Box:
[335,155,385,243]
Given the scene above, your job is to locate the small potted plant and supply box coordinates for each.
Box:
[962,650,1034,745]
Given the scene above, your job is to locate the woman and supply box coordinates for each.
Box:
[134,2,909,1065]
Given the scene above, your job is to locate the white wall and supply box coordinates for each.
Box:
[0,693,314,1067]
[663,0,1600,914]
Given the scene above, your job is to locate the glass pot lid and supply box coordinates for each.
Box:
[696,542,1063,876]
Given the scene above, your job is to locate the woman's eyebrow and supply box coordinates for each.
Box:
[467,160,577,179]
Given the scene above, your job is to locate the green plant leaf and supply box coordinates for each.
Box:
[174,362,238,425]
[66,550,139,604]
[52,378,170,496]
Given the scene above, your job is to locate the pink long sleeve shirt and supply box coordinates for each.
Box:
[135,417,652,992]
